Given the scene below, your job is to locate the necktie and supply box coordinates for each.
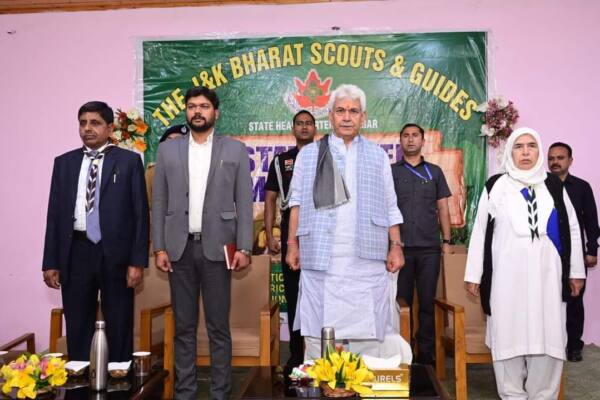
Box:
[521,186,540,241]
[84,147,111,243]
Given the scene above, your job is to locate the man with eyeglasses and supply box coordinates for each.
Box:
[286,84,408,360]
[264,110,316,369]
[152,86,253,400]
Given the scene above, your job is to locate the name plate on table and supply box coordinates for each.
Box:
[364,363,410,396]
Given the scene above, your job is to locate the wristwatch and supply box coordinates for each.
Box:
[442,239,451,244]
[238,249,252,257]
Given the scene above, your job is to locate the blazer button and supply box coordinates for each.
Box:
[186,192,189,197]
[185,211,189,215]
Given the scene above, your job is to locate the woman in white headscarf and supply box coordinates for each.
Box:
[464,127,585,399]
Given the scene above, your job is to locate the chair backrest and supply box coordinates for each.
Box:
[198,255,271,334]
[133,255,170,349]
[442,246,487,328]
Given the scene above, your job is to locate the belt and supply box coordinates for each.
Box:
[188,232,202,241]
[73,230,88,240]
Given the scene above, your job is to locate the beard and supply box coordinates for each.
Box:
[187,114,215,133]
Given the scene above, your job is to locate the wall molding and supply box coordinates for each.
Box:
[0,0,348,14]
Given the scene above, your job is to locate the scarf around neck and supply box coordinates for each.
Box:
[313,135,350,209]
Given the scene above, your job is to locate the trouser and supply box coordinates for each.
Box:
[493,355,563,400]
[396,247,440,358]
[170,238,232,400]
[281,234,303,366]
[566,266,588,352]
[61,232,134,362]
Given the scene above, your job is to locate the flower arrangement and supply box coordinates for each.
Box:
[475,96,519,147]
[307,347,374,396]
[111,108,149,152]
[1,354,67,399]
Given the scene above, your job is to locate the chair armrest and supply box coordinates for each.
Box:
[261,301,279,317]
[396,297,411,343]
[0,333,35,352]
[139,303,171,352]
[434,298,465,314]
[163,306,175,400]
[259,301,280,366]
[434,297,467,345]
[49,308,64,353]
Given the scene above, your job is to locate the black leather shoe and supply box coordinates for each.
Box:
[567,349,583,362]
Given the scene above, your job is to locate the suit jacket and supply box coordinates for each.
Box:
[42,146,150,283]
[152,133,253,262]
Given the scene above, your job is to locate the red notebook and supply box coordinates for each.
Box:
[223,243,236,270]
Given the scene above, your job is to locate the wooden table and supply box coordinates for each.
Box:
[237,364,448,399]
[0,354,167,400]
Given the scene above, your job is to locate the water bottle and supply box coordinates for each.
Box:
[89,320,109,391]
[321,327,335,358]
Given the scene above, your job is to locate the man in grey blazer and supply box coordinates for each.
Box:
[152,86,253,400]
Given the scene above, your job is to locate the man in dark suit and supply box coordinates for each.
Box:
[152,86,253,400]
[548,142,599,362]
[42,101,149,362]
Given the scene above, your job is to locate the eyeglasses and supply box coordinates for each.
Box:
[333,107,362,117]
[294,121,315,127]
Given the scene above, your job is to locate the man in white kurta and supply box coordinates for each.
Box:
[286,84,410,362]
[464,128,585,399]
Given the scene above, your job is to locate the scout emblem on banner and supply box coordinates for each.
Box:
[284,69,332,118]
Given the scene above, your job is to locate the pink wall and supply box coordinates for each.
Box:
[1,0,599,351]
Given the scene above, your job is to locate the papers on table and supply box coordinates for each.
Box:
[64,361,89,372]
[108,361,131,371]
[362,354,403,369]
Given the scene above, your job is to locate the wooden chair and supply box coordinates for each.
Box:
[139,255,280,399]
[1,333,35,353]
[434,247,491,400]
[435,246,564,400]
[49,254,170,357]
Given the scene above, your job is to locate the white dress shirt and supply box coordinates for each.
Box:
[73,142,109,231]
[188,130,214,233]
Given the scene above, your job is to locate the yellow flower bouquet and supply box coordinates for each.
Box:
[307,347,374,397]
[1,354,67,399]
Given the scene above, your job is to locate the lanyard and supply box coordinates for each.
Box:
[403,162,432,182]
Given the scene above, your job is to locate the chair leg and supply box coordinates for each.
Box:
[434,304,446,380]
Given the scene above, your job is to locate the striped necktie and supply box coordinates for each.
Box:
[84,146,112,243]
[522,186,540,241]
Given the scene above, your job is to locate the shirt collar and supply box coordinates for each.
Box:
[400,156,426,167]
[189,129,214,146]
[84,142,110,153]
[564,173,574,184]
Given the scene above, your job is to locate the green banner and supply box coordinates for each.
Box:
[142,32,487,241]
[270,261,287,313]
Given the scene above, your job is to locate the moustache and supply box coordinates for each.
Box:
[550,164,561,169]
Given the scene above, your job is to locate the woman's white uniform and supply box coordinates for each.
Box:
[464,128,585,399]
